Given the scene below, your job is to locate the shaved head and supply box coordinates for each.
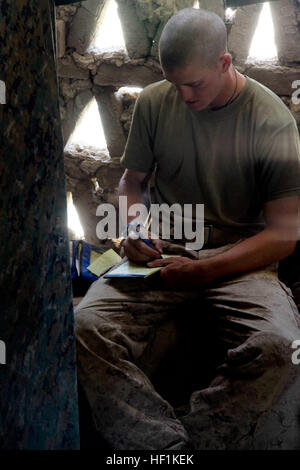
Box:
[159,8,227,71]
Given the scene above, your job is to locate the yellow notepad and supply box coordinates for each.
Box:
[87,249,122,277]
[103,254,178,279]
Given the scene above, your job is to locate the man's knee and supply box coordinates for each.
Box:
[74,306,95,341]
[74,306,132,366]
[225,330,295,378]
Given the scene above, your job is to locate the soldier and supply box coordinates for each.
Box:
[75,8,300,450]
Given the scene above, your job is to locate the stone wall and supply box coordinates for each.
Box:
[56,0,300,245]
[0,0,79,450]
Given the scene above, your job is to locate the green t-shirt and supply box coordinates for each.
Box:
[120,77,300,237]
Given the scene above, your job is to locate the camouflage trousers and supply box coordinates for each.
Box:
[74,241,300,450]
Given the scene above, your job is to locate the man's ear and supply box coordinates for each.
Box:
[218,52,232,73]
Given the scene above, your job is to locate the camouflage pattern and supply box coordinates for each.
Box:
[0,0,79,449]
[75,240,300,450]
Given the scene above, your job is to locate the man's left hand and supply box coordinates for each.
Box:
[147,256,204,289]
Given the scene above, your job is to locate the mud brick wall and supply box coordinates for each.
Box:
[56,0,300,244]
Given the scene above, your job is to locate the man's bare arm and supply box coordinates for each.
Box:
[148,195,300,287]
[118,169,163,262]
[199,195,299,281]
[118,169,151,224]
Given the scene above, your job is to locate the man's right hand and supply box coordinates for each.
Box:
[122,231,164,263]
[118,168,163,263]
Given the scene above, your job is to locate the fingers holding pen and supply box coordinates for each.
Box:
[123,231,162,263]
[149,237,164,254]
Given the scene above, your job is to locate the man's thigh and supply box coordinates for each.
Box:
[203,266,300,350]
[179,266,300,449]
[74,274,209,378]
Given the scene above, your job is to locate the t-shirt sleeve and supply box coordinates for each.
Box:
[120,91,156,174]
[257,119,300,202]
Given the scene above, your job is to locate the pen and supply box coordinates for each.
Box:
[138,233,163,258]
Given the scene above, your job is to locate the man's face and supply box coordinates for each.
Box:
[162,61,224,112]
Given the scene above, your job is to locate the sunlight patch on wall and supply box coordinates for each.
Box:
[67,192,85,240]
[117,86,143,94]
[65,97,107,151]
[89,0,126,52]
[247,2,277,62]
[225,7,236,22]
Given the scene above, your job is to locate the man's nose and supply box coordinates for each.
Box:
[177,85,193,102]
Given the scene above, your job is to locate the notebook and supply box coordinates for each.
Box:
[103,254,177,278]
